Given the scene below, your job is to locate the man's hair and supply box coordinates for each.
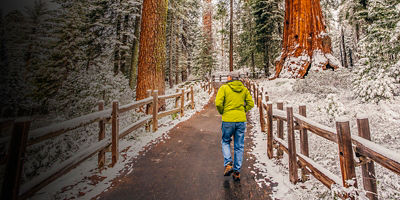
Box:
[228,72,239,80]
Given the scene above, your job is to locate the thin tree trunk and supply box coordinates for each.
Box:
[120,14,130,76]
[221,16,224,68]
[136,0,168,102]
[341,27,348,68]
[264,45,270,76]
[114,14,122,74]
[168,10,174,88]
[175,32,179,85]
[229,0,233,72]
[129,12,142,89]
[251,51,255,77]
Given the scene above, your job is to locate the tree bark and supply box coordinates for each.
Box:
[129,11,142,89]
[264,44,270,76]
[175,32,180,85]
[229,0,233,72]
[203,0,212,44]
[341,27,348,68]
[136,0,168,101]
[168,10,174,88]
[274,0,340,78]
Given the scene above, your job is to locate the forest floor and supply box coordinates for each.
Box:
[97,93,274,200]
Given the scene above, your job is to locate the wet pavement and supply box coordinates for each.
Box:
[98,93,273,200]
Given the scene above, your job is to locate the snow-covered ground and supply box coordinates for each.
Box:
[248,70,400,199]
[26,81,213,200]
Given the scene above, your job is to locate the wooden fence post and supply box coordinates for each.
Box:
[152,90,158,132]
[261,87,264,101]
[175,89,180,109]
[112,101,119,166]
[180,89,185,117]
[336,118,357,198]
[219,75,222,82]
[98,101,105,170]
[287,106,298,184]
[356,117,377,200]
[190,86,195,109]
[299,104,309,182]
[259,96,266,132]
[276,101,284,157]
[256,89,260,108]
[252,84,256,99]
[146,90,152,115]
[1,119,30,200]
[267,102,273,159]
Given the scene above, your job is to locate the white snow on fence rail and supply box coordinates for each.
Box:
[119,97,153,113]
[158,93,181,100]
[292,113,337,134]
[19,138,111,196]
[272,109,287,119]
[28,109,112,144]
[352,135,400,165]
[119,116,152,138]
[297,153,342,187]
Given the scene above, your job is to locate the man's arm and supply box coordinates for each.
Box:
[215,86,225,115]
[244,89,254,112]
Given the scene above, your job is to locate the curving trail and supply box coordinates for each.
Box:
[98,93,273,200]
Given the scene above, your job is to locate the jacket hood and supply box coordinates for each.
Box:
[227,80,244,93]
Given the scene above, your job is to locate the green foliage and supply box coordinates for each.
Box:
[193,35,216,78]
[352,0,400,103]
[236,0,283,76]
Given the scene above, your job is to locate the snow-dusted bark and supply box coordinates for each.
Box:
[274,0,341,79]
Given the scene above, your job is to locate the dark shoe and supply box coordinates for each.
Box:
[232,171,240,181]
[224,162,233,176]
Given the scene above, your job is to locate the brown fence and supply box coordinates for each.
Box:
[211,72,265,83]
[0,82,214,200]
[243,79,400,200]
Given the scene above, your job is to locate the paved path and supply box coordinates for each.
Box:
[99,94,273,200]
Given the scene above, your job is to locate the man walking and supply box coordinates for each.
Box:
[215,72,254,181]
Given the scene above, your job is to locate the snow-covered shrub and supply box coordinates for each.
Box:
[292,68,351,97]
[318,93,346,122]
[390,60,400,83]
[352,0,399,103]
[352,58,396,103]
[47,67,134,118]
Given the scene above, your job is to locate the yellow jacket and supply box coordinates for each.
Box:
[215,80,254,122]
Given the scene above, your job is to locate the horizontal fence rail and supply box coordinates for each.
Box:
[244,79,400,200]
[0,81,214,200]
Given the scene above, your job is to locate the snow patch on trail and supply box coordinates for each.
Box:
[249,108,299,199]
[30,83,214,200]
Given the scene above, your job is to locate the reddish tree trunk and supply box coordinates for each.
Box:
[203,0,212,43]
[229,0,233,72]
[274,0,340,78]
[136,0,168,100]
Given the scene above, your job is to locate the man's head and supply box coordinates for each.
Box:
[227,72,239,81]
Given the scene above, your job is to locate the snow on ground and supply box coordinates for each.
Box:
[248,70,400,199]
[29,81,213,200]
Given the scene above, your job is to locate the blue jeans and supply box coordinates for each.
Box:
[221,122,246,172]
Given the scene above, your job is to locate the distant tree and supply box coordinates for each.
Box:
[252,0,283,76]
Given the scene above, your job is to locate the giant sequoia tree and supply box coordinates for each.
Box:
[274,0,340,78]
[136,0,168,100]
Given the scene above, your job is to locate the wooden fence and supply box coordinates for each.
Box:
[211,72,265,82]
[0,81,214,200]
[243,79,400,200]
